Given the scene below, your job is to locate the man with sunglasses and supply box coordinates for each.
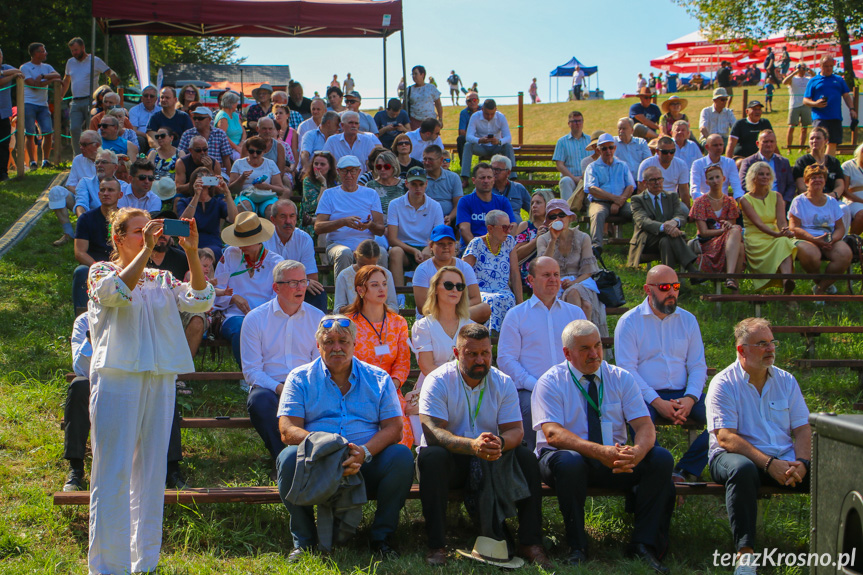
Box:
[343,91,377,134]
[48,130,101,246]
[706,318,811,575]
[699,88,736,145]
[276,314,414,562]
[98,115,138,158]
[178,106,233,171]
[583,133,635,248]
[637,136,691,206]
[628,167,698,270]
[242,260,324,464]
[175,136,222,196]
[615,265,708,484]
[117,158,162,212]
[498,257,586,451]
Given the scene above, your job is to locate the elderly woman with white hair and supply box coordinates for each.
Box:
[216,91,246,159]
[739,160,798,292]
[462,208,523,333]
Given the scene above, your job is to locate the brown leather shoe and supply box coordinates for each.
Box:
[518,544,553,570]
[52,234,72,247]
[426,548,447,566]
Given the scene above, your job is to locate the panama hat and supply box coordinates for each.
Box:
[220,211,275,247]
[152,177,177,201]
[660,95,688,114]
[586,130,608,151]
[456,537,525,569]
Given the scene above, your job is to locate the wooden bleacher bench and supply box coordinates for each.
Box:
[772,326,863,357]
[699,294,863,316]
[793,359,863,387]
[52,482,793,507]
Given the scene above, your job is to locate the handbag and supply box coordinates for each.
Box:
[592,252,626,308]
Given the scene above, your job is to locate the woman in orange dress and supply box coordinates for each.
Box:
[342,265,414,447]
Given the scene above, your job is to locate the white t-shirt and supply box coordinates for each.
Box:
[315,185,382,251]
[637,156,690,193]
[413,258,478,289]
[410,316,473,389]
[65,55,110,98]
[231,157,280,193]
[20,62,57,106]
[789,194,845,237]
[788,76,811,109]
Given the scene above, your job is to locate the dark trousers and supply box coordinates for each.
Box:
[456,134,466,164]
[305,288,328,314]
[517,389,536,452]
[0,117,10,179]
[416,445,544,549]
[539,446,675,553]
[645,389,708,477]
[644,233,698,270]
[247,385,284,460]
[277,442,414,549]
[73,265,90,310]
[64,376,182,463]
[709,452,809,551]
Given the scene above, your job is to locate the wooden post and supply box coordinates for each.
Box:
[853,86,859,147]
[16,77,25,178]
[52,80,61,166]
[517,91,523,146]
[741,88,748,116]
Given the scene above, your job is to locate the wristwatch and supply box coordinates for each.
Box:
[361,445,372,463]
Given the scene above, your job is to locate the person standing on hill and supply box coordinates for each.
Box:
[447,70,464,106]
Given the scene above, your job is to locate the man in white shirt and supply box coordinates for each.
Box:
[49,130,100,246]
[61,37,118,155]
[263,199,326,312]
[215,213,284,369]
[614,265,708,482]
[321,111,382,169]
[406,118,443,162]
[128,86,161,150]
[690,134,745,200]
[699,88,736,145]
[497,257,587,450]
[571,65,585,101]
[241,260,325,461]
[74,149,132,216]
[460,99,517,180]
[117,158,162,212]
[637,137,691,205]
[706,318,811,575]
[671,120,703,173]
[386,167,443,286]
[532,319,674,571]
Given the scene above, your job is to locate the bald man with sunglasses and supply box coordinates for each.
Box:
[613,265,709,483]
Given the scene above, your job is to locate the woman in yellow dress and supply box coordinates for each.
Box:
[739,161,798,292]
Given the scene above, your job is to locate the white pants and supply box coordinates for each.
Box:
[89,369,175,575]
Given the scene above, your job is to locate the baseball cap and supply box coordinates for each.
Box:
[336,155,361,169]
[747,100,764,109]
[406,166,427,183]
[430,225,456,242]
[597,133,615,147]
[191,107,212,118]
[346,91,362,101]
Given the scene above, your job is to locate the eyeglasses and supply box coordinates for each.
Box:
[136,174,156,181]
[276,279,310,288]
[659,149,676,155]
[154,133,168,140]
[647,282,681,292]
[192,147,209,153]
[647,177,665,183]
[491,167,508,173]
[99,123,115,129]
[442,281,466,292]
[247,149,264,156]
[321,317,352,329]
[442,159,451,164]
[546,212,566,221]
[598,145,616,151]
[742,340,780,349]
[81,141,98,147]
[340,167,361,174]
[94,160,116,166]
[375,163,393,171]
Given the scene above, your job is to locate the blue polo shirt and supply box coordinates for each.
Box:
[804,74,851,121]
[0,65,15,119]
[629,102,661,125]
[459,107,475,132]
[456,191,517,244]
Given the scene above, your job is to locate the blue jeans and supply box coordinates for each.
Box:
[459,142,517,177]
[220,315,244,367]
[73,264,90,310]
[276,442,414,549]
[247,386,284,460]
[646,389,708,477]
[24,103,53,135]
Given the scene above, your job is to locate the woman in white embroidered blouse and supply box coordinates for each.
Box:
[86,208,213,575]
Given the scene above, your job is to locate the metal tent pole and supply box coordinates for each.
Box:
[400,29,407,102]
[383,35,387,103]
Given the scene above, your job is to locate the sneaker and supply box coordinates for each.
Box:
[166,470,188,490]
[826,284,838,295]
[52,234,73,247]
[41,160,52,169]
[63,468,85,492]
[397,294,406,310]
[29,161,38,170]
[734,553,757,575]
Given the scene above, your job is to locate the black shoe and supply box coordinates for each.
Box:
[564,549,587,566]
[63,468,85,492]
[371,540,400,560]
[689,276,708,285]
[166,470,188,490]
[631,543,670,574]
[287,547,312,564]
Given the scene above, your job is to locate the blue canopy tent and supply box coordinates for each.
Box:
[549,57,599,101]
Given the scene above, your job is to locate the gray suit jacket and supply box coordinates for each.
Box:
[628,191,690,266]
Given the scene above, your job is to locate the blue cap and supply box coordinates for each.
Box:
[430,225,456,242]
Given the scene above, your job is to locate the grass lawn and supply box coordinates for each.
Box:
[0,97,861,573]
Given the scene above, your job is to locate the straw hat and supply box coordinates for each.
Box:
[660,95,688,114]
[220,212,275,247]
[152,177,177,201]
[251,83,273,100]
[456,537,525,569]
[586,130,608,151]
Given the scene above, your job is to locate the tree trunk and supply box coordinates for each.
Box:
[832,2,857,89]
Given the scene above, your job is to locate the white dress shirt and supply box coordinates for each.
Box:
[674,139,704,172]
[262,228,318,274]
[465,110,512,145]
[497,296,587,392]
[321,132,382,169]
[689,155,744,199]
[240,299,324,393]
[71,313,92,378]
[406,129,444,162]
[706,360,810,463]
[614,297,708,405]
[637,156,690,193]
[531,360,649,456]
[117,188,163,212]
[214,246,284,319]
[699,105,736,139]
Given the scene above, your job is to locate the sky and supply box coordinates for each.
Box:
[236,0,703,108]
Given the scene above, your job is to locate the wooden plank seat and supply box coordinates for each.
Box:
[771,326,863,357]
[792,359,863,387]
[699,294,863,316]
[513,154,554,161]
[514,179,559,187]
[52,482,793,506]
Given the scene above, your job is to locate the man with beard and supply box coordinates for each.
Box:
[263,199,327,312]
[613,265,709,483]
[417,324,551,569]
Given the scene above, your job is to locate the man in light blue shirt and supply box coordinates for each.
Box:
[299,111,340,168]
[276,315,414,561]
[614,118,651,180]
[584,134,635,247]
[128,86,161,149]
[461,99,517,178]
[553,111,591,201]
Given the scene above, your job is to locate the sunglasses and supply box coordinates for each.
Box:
[442,159,451,164]
[321,318,352,329]
[375,163,393,171]
[136,174,156,182]
[491,167,508,173]
[247,149,264,156]
[598,145,615,151]
[193,116,209,121]
[98,123,116,129]
[442,281,466,292]
[142,94,157,98]
[648,282,681,292]
[397,141,411,146]
[546,212,567,221]
[659,149,676,155]
[192,147,209,153]
[154,133,168,140]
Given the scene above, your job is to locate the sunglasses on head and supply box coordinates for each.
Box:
[546,212,566,221]
[659,149,676,155]
[648,282,681,292]
[321,318,352,329]
[247,149,264,156]
[442,281,466,292]
[375,163,393,171]
[192,147,208,153]
[136,174,156,181]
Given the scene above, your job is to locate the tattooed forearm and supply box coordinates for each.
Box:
[420,415,476,455]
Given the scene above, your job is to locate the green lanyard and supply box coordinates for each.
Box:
[567,364,603,419]
[230,246,265,277]
[458,362,486,432]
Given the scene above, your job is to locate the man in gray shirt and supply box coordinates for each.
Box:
[422,144,463,225]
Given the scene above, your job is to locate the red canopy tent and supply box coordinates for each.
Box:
[88,0,405,98]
